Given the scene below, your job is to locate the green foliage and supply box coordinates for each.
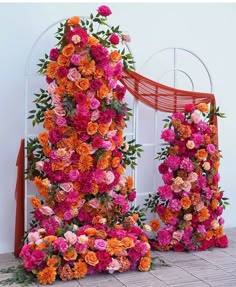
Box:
[0,265,36,286]
[37,54,50,75]
[143,193,161,213]
[120,138,143,169]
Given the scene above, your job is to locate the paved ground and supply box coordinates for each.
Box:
[0,228,235,286]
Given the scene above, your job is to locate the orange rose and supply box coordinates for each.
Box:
[121,237,135,249]
[55,86,66,96]
[62,44,75,57]
[94,67,104,79]
[205,230,213,241]
[180,197,192,210]
[198,206,210,222]
[197,103,209,113]
[47,255,61,267]
[116,165,124,175]
[76,142,91,155]
[196,149,208,161]
[75,78,90,91]
[84,251,99,266]
[97,84,109,99]
[63,248,77,261]
[79,57,96,76]
[106,238,123,256]
[51,162,64,171]
[178,124,192,139]
[73,259,88,279]
[150,219,161,232]
[110,50,122,62]
[97,157,109,170]
[57,54,70,67]
[111,156,120,168]
[95,229,107,239]
[88,36,99,46]
[46,62,58,79]
[98,124,109,136]
[132,213,139,222]
[42,145,52,157]
[138,256,151,272]
[78,155,93,172]
[91,182,99,195]
[87,122,99,135]
[211,198,219,210]
[30,196,42,209]
[126,176,133,190]
[38,132,49,145]
[67,16,80,26]
[85,227,97,236]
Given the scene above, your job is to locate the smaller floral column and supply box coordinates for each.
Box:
[145,103,228,251]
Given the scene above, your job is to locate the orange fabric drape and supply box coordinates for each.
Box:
[14,139,25,257]
[120,69,218,145]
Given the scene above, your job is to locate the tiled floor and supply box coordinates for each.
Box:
[0,228,235,287]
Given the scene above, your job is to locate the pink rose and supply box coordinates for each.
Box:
[60,182,73,192]
[54,107,66,117]
[39,206,54,216]
[182,181,191,192]
[89,198,100,209]
[56,116,67,127]
[47,83,57,95]
[90,98,100,110]
[94,239,107,251]
[202,161,211,171]
[69,170,80,181]
[77,235,88,244]
[172,230,184,241]
[64,231,77,245]
[219,217,225,225]
[35,161,44,171]
[187,172,198,182]
[51,94,62,107]
[102,141,112,150]
[191,111,201,124]
[107,258,120,274]
[184,213,192,221]
[97,5,112,16]
[91,110,100,121]
[28,231,40,242]
[70,54,81,65]
[207,144,216,155]
[109,33,120,45]
[105,171,115,185]
[121,31,131,43]
[67,68,81,82]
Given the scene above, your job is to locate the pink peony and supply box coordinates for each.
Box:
[53,238,68,253]
[216,235,228,248]
[157,230,171,246]
[158,185,173,200]
[109,33,120,45]
[165,155,181,171]
[67,27,88,45]
[180,157,194,172]
[161,129,175,143]
[97,5,112,16]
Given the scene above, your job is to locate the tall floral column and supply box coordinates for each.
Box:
[145,103,229,251]
[21,6,150,285]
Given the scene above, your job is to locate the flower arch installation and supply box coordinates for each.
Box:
[20,6,151,285]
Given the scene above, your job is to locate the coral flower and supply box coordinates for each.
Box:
[198,206,210,222]
[138,256,151,272]
[106,238,123,256]
[85,251,99,266]
[67,16,80,26]
[78,155,93,172]
[73,259,88,279]
[197,103,209,113]
[37,266,57,285]
[196,149,208,161]
[30,196,42,209]
[150,219,161,232]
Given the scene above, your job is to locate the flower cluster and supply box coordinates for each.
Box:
[20,224,151,285]
[22,5,150,284]
[145,103,228,251]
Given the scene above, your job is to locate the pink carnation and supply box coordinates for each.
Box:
[169,199,181,212]
[158,185,173,200]
[161,129,175,143]
[165,155,180,171]
[157,230,171,246]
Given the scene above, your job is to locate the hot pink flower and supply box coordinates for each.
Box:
[49,48,59,61]
[165,155,180,171]
[169,199,181,212]
[70,54,81,65]
[207,143,216,155]
[128,191,136,202]
[157,230,171,246]
[97,5,112,16]
[161,128,175,143]
[184,103,195,113]
[69,170,80,181]
[53,237,68,253]
[90,98,100,110]
[94,239,107,251]
[158,185,173,200]
[109,33,120,45]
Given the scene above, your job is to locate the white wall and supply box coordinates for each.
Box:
[1,3,236,253]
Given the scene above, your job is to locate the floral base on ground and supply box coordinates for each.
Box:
[145,103,229,252]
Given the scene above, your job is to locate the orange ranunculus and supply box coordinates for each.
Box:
[140,235,149,243]
[30,196,42,209]
[46,62,58,79]
[110,50,122,62]
[116,165,124,175]
[38,132,49,145]
[63,248,77,261]
[160,209,175,225]
[57,54,70,67]
[94,67,104,79]
[212,160,220,171]
[62,44,75,57]
[76,142,91,155]
[51,162,64,171]
[180,197,192,210]
[205,230,214,241]
[73,259,88,279]
[111,156,120,168]
[78,155,93,172]
[88,36,99,46]
[97,157,109,170]
[198,206,210,222]
[37,266,57,285]
[56,76,68,87]
[42,145,52,157]
[196,149,208,161]
[126,176,133,190]
[150,219,161,232]
[97,84,110,99]
[138,256,151,272]
[98,124,109,136]
[65,81,77,96]
[87,122,99,135]
[211,198,219,210]
[79,57,96,76]
[75,78,90,91]
[178,124,192,139]
[197,103,209,113]
[106,238,123,256]
[215,225,224,237]
[67,16,80,26]
[84,251,99,266]
[47,255,61,267]
[121,237,135,249]
[114,224,123,230]
[172,118,181,128]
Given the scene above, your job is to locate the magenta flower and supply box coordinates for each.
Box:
[184,103,195,113]
[158,185,173,201]
[49,48,59,61]
[97,5,112,16]
[157,230,171,246]
[165,155,180,171]
[110,33,120,45]
[161,128,175,143]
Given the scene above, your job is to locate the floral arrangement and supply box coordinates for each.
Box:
[20,5,150,285]
[145,103,229,251]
